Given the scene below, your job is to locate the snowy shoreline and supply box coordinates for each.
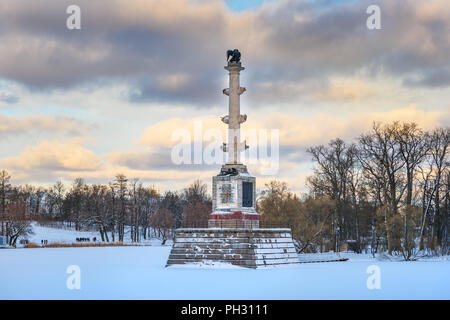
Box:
[1,223,448,299]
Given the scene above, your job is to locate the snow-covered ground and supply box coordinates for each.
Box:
[27,223,101,244]
[0,245,449,299]
[20,222,164,246]
[1,224,449,299]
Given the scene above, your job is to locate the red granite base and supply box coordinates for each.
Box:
[208,211,260,228]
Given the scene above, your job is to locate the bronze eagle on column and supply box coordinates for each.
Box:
[227,49,241,63]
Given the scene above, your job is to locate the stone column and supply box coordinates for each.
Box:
[224,63,245,165]
[208,55,259,229]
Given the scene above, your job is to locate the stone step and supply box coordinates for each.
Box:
[176,232,293,238]
[175,235,292,242]
[174,237,294,244]
[168,253,300,261]
[252,238,295,243]
[166,259,258,268]
[170,248,297,255]
[168,254,255,261]
[171,245,296,254]
[173,243,295,250]
[255,261,301,267]
[170,248,255,255]
[173,243,256,249]
[166,258,301,268]
[170,249,298,257]
[254,247,296,253]
[174,238,252,244]
[175,228,292,232]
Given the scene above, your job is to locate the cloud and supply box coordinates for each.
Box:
[2,104,446,191]
[0,114,92,137]
[104,147,214,172]
[0,0,237,104]
[138,116,226,147]
[0,139,102,173]
[0,0,448,192]
[0,0,449,107]
[266,105,449,149]
[128,105,448,181]
[315,78,374,102]
[0,91,19,104]
[138,105,447,150]
[0,138,219,187]
[403,67,450,88]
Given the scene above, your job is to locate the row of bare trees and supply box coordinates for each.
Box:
[1,121,447,257]
[0,170,211,246]
[302,122,448,259]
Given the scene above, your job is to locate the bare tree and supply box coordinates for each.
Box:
[52,180,66,220]
[183,202,211,227]
[150,208,175,244]
[140,186,160,240]
[183,180,208,205]
[419,128,450,252]
[394,122,429,206]
[5,201,33,247]
[307,138,358,251]
[114,173,128,242]
[357,122,407,254]
[0,170,11,237]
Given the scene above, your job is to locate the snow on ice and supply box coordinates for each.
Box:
[0,224,449,299]
[0,245,449,299]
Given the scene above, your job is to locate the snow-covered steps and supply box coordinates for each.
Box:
[166,228,301,268]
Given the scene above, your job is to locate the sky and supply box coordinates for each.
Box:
[0,0,449,194]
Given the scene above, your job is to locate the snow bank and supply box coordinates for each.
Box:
[1,224,447,299]
[0,246,448,299]
[19,222,167,247]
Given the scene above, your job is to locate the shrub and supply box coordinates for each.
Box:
[24,242,40,248]
[43,242,129,248]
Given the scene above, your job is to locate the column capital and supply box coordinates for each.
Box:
[224,64,245,72]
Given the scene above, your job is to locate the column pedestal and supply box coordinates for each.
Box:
[208,163,259,228]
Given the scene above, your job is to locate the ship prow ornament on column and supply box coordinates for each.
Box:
[166,50,300,268]
[209,49,259,229]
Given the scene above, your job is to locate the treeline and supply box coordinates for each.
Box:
[0,171,211,246]
[1,121,448,259]
[259,122,449,259]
